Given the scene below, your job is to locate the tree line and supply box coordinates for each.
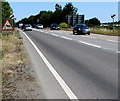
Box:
[17,2,102,27]
[1,1,102,27]
[16,2,79,27]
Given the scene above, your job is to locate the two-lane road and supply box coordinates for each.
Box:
[20,29,118,99]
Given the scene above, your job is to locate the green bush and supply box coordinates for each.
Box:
[59,22,68,28]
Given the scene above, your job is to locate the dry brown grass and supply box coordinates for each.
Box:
[1,30,29,99]
[1,30,29,76]
[2,30,29,67]
[90,27,120,36]
[1,30,42,99]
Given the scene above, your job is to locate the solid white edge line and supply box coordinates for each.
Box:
[20,30,78,100]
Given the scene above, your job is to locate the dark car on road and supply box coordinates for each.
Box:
[50,23,60,30]
[73,24,90,35]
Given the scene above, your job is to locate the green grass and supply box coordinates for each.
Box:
[60,28,73,31]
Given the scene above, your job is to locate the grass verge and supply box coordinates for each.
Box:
[90,27,120,36]
[60,27,120,36]
[1,30,41,99]
[1,30,29,99]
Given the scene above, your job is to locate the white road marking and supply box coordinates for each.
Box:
[101,47,120,54]
[34,29,118,43]
[51,34,58,36]
[78,40,120,53]
[80,35,97,39]
[87,37,97,39]
[32,29,119,53]
[79,41,101,48]
[20,30,78,100]
[33,29,41,32]
[80,36,87,38]
[60,36,72,40]
[45,32,48,34]
[40,30,43,32]
[117,51,120,53]
[107,40,118,43]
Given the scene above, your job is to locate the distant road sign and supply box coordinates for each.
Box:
[2,19,14,31]
[66,15,84,26]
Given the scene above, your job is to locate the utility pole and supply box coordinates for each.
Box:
[111,14,116,33]
[0,2,2,100]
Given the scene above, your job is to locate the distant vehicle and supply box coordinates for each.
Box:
[32,24,36,28]
[36,24,43,29]
[73,24,90,35]
[18,23,23,28]
[50,23,60,30]
[23,24,32,31]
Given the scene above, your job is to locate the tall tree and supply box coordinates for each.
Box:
[53,4,63,24]
[63,2,77,15]
[39,11,53,27]
[2,1,13,23]
[27,15,36,24]
[85,17,101,27]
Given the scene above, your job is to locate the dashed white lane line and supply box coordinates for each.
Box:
[51,34,58,36]
[101,47,120,54]
[33,29,119,53]
[107,40,118,43]
[44,32,48,34]
[78,41,101,48]
[60,36,73,40]
[33,29,118,42]
[78,40,120,53]
[80,35,118,43]
[79,35,97,39]
[20,30,78,100]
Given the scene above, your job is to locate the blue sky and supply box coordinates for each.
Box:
[9,2,119,23]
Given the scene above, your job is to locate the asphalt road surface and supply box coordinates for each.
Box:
[20,29,118,99]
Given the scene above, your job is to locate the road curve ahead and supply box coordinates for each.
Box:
[20,29,118,99]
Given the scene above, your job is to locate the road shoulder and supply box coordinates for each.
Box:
[19,30,69,99]
[2,29,44,99]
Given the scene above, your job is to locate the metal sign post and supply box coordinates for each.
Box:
[111,14,116,33]
[0,2,2,100]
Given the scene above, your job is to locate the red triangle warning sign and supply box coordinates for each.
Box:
[2,19,14,31]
